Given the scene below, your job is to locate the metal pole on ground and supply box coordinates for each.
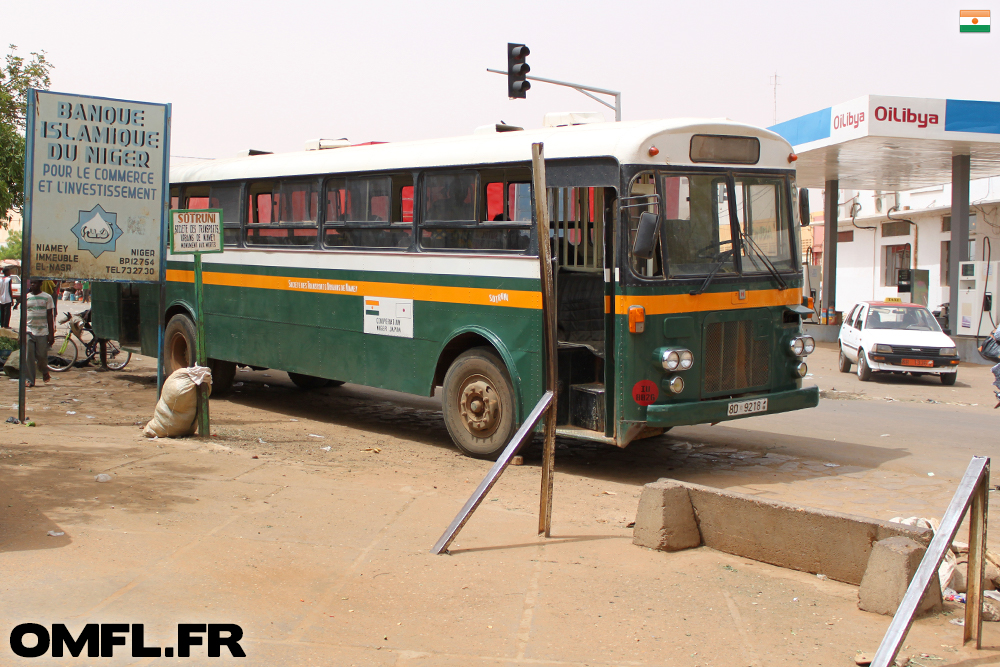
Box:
[871,456,990,666]
[17,91,37,425]
[532,142,558,537]
[822,180,839,324]
[193,253,210,437]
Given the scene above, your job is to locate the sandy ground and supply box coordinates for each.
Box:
[1,332,999,665]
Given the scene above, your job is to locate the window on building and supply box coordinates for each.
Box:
[941,240,950,287]
[942,216,951,233]
[837,230,854,243]
[882,243,911,287]
[881,220,910,237]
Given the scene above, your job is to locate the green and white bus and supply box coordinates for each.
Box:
[93,117,819,458]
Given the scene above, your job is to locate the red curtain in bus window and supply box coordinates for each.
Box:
[186,197,210,209]
[486,182,504,220]
[401,186,414,223]
[251,193,272,224]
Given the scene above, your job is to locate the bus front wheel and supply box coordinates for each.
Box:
[443,347,516,460]
[163,314,235,395]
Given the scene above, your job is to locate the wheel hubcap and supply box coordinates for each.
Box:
[459,376,501,437]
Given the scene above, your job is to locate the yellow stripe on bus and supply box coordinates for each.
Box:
[614,288,801,315]
[166,269,543,310]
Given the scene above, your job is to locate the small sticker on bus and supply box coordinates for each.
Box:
[363,296,414,338]
[632,380,658,406]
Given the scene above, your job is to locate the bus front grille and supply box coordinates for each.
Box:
[703,320,770,394]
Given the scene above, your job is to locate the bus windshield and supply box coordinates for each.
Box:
[629,171,795,278]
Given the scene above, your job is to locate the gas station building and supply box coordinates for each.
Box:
[770,95,1000,360]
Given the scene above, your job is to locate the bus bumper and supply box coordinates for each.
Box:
[645,386,819,428]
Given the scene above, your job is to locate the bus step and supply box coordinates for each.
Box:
[569,383,605,432]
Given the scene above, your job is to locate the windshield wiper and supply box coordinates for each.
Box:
[690,251,733,296]
[740,233,787,291]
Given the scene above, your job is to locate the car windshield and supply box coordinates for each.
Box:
[864,306,941,331]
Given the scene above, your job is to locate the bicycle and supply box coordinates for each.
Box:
[48,309,131,373]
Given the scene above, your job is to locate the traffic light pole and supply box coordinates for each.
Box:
[486,69,621,121]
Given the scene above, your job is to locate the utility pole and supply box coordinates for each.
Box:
[769,72,780,125]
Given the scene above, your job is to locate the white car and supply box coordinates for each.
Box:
[10,274,20,299]
[838,301,960,385]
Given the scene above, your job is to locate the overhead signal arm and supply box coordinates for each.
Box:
[488,44,621,121]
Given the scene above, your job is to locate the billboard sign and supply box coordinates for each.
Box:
[24,90,170,282]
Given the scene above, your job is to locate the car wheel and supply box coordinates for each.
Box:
[941,372,957,386]
[857,349,872,382]
[838,346,852,373]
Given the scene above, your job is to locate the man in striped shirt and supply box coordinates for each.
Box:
[24,280,54,386]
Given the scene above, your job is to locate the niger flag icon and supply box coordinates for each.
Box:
[960,10,990,32]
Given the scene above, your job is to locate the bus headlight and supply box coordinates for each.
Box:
[658,348,694,371]
[795,361,808,378]
[788,336,814,357]
[667,376,685,394]
[789,337,805,356]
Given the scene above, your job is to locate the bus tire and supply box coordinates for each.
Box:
[442,347,516,460]
[209,359,237,395]
[287,372,330,390]
[164,314,196,375]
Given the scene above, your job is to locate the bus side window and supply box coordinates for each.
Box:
[324,176,411,250]
[420,171,530,252]
[208,184,242,247]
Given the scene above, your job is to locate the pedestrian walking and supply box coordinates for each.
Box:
[0,267,12,328]
[24,280,54,387]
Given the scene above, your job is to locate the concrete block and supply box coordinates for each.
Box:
[632,478,931,584]
[858,537,942,616]
[633,480,701,551]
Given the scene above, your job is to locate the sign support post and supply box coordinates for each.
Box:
[193,252,209,436]
[170,208,223,437]
[532,143,558,537]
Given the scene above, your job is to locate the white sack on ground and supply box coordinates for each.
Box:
[143,366,212,438]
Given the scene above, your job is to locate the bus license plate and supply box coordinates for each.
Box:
[727,398,767,416]
[901,358,934,367]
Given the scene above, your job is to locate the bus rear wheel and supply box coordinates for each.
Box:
[287,372,331,390]
[443,347,516,460]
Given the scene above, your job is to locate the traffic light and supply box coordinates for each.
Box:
[507,43,530,99]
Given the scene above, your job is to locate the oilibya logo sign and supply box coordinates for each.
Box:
[874,105,939,129]
[833,110,865,130]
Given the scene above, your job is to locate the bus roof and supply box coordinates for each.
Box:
[170,118,794,184]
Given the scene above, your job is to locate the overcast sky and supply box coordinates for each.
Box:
[4,0,993,159]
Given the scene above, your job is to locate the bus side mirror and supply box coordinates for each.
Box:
[798,188,810,227]
[632,212,660,260]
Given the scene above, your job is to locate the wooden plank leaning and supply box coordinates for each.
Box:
[532,142,559,538]
[430,391,554,555]
[872,456,990,667]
